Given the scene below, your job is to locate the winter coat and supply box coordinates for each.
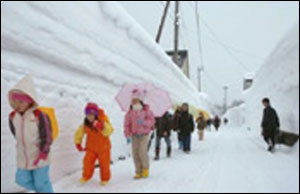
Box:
[124,105,155,138]
[206,119,212,126]
[74,118,113,154]
[178,111,195,135]
[74,109,113,183]
[261,106,280,137]
[8,76,52,170]
[213,116,221,128]
[196,116,206,130]
[173,110,182,132]
[155,112,173,137]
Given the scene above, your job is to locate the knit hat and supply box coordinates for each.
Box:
[85,103,99,117]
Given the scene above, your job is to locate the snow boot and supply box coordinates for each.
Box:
[154,148,160,161]
[134,173,142,180]
[268,145,275,153]
[142,169,149,178]
[79,178,89,184]
[100,181,109,186]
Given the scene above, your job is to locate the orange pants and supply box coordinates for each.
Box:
[83,150,111,182]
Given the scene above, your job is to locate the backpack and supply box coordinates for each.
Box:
[36,107,59,141]
[98,108,114,137]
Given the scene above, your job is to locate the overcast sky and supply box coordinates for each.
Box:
[119,1,299,105]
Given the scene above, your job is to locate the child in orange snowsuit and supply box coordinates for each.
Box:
[74,103,114,186]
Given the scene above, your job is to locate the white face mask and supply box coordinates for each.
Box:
[132,103,143,111]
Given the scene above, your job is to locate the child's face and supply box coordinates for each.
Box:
[131,98,140,105]
[86,114,96,123]
[13,100,32,114]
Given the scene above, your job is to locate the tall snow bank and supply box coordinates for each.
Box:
[225,23,299,160]
[243,23,299,134]
[1,2,211,192]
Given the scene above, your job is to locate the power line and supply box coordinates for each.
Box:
[204,32,265,62]
[186,3,258,72]
[201,19,251,71]
[203,70,223,88]
[219,43,266,62]
[158,2,251,91]
[186,2,265,62]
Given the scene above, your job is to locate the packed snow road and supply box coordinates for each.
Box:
[53,127,299,193]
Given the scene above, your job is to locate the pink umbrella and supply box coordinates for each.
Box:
[115,83,173,117]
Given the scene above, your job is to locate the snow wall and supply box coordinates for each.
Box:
[1,2,211,192]
[224,23,299,157]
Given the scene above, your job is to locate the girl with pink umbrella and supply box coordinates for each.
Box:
[116,83,172,179]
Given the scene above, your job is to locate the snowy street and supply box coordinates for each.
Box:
[54,127,299,193]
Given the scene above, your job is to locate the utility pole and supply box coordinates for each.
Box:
[173,1,180,65]
[223,85,229,114]
[195,1,205,93]
[156,1,170,43]
[197,66,204,92]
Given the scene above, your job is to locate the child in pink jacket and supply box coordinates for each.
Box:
[124,91,155,179]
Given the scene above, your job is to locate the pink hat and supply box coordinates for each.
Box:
[10,92,34,104]
[85,103,99,117]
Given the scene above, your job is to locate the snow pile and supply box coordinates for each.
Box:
[223,105,246,128]
[244,72,255,80]
[244,23,299,134]
[1,2,210,192]
[225,23,299,157]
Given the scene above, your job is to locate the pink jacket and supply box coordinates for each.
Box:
[124,105,155,138]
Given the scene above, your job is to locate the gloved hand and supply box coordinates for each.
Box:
[33,152,48,166]
[137,118,144,125]
[93,121,103,130]
[126,138,132,144]
[76,144,86,152]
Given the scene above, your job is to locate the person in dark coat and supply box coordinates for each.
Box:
[173,107,183,150]
[206,118,212,131]
[213,116,221,131]
[178,103,195,153]
[223,118,229,125]
[261,98,280,152]
[154,112,173,160]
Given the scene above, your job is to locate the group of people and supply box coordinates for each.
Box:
[7,76,156,193]
[153,102,214,159]
[7,75,290,193]
[6,76,156,193]
[7,76,201,193]
[205,115,222,131]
